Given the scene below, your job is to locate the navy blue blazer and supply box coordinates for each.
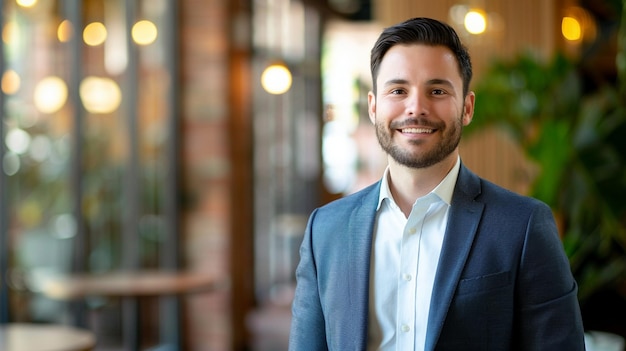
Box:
[289,164,585,350]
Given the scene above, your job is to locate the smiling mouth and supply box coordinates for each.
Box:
[400,127,434,134]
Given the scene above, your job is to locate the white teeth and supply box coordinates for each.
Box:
[402,128,433,134]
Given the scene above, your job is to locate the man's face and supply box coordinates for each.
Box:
[368,44,474,169]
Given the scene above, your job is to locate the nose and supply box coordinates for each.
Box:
[406,91,426,116]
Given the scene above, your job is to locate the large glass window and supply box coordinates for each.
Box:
[1,0,179,348]
[252,0,321,305]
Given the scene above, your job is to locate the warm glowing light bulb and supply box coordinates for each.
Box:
[261,64,292,95]
[562,17,582,41]
[16,0,37,8]
[464,10,487,35]
[80,76,122,114]
[83,22,107,46]
[58,20,73,42]
[132,20,158,45]
[2,70,21,95]
[34,77,68,114]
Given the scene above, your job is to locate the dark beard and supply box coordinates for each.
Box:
[375,116,463,168]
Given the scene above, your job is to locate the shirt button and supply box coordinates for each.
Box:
[403,274,412,281]
[408,227,416,234]
[401,324,411,332]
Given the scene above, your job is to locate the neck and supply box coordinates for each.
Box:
[387,153,458,217]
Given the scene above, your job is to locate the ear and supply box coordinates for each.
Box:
[462,91,475,126]
[367,91,376,124]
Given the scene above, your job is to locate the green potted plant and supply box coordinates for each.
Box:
[465,0,626,331]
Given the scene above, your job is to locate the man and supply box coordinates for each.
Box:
[289,17,585,350]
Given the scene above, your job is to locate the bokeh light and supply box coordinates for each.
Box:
[562,6,596,43]
[3,152,20,176]
[6,128,31,155]
[2,70,21,95]
[33,76,68,114]
[3,21,19,44]
[132,20,158,45]
[16,0,37,8]
[57,20,73,42]
[261,64,292,95]
[79,76,122,114]
[29,135,52,162]
[562,17,581,41]
[53,214,77,239]
[464,9,487,35]
[83,22,107,46]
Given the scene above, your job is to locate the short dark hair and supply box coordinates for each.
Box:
[370,17,472,96]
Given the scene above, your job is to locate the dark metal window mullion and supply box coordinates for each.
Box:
[66,0,87,328]
[160,0,182,348]
[122,1,141,350]
[162,0,180,275]
[123,0,140,274]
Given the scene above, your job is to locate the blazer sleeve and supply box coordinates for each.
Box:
[514,201,585,350]
[289,209,329,351]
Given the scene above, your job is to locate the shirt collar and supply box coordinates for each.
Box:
[377,156,461,210]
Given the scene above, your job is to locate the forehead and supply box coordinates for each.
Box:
[377,44,462,83]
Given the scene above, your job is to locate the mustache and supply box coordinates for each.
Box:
[389,117,442,130]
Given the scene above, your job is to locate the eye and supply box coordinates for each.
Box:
[390,88,406,95]
[431,89,446,95]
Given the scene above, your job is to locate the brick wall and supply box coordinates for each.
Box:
[180,0,235,349]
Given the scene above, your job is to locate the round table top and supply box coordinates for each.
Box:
[41,270,224,300]
[0,323,96,351]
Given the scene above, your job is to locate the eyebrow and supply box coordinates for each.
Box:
[426,78,455,88]
[382,78,410,87]
[382,78,456,89]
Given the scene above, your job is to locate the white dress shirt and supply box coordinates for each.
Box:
[367,158,460,351]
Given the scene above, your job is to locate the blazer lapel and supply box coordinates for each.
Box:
[425,165,484,351]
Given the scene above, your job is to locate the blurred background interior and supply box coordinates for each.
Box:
[0,0,625,350]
